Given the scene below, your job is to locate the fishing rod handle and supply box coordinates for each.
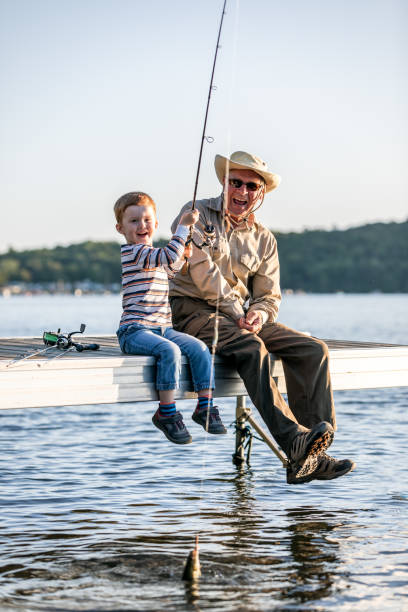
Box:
[83,343,100,351]
[74,343,100,352]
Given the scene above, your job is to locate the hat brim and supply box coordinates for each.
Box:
[214,155,281,193]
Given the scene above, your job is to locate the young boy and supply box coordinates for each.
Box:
[114,191,227,444]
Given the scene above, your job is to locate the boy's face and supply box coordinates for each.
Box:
[116,204,158,245]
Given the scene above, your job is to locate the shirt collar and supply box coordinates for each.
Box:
[208,194,258,231]
[228,212,257,232]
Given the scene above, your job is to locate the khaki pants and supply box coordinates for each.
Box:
[170,297,336,454]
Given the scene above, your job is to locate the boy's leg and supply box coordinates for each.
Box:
[164,328,226,434]
[118,325,181,391]
[164,328,213,392]
[117,325,191,444]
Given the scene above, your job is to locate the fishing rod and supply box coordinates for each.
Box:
[3,323,99,370]
[42,323,99,352]
[3,344,58,369]
[182,0,227,273]
[191,0,227,211]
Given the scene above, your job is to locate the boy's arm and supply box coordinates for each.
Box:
[123,225,189,269]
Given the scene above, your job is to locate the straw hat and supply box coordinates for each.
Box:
[214,150,281,193]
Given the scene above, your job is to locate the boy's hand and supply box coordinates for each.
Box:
[180,209,200,227]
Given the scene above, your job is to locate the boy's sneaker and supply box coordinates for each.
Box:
[287,452,356,484]
[152,410,192,445]
[192,405,227,435]
[288,421,334,480]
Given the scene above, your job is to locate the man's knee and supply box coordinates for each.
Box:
[314,337,329,356]
[308,337,330,364]
[218,326,268,360]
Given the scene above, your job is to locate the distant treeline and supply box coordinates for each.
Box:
[0,221,407,292]
[275,221,407,293]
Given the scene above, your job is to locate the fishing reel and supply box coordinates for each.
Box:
[43,323,99,352]
[181,222,217,275]
[187,223,217,250]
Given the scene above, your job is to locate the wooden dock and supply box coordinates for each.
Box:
[1,336,408,410]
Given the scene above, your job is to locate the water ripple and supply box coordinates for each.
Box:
[0,390,407,610]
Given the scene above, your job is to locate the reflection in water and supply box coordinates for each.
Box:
[1,387,407,610]
[284,507,343,604]
[182,467,356,610]
[184,580,201,611]
[228,467,259,551]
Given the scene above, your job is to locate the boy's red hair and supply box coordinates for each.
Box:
[114,192,156,223]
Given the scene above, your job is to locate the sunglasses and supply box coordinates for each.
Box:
[228,178,263,192]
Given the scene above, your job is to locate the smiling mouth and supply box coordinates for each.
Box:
[232,198,248,207]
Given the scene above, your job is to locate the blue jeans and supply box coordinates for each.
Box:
[116,323,214,391]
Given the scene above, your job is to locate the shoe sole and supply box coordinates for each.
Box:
[295,424,334,479]
[152,416,192,445]
[192,413,227,435]
[289,459,356,484]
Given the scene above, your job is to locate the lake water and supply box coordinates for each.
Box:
[0,294,407,611]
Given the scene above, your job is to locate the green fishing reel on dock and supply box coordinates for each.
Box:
[43,324,99,352]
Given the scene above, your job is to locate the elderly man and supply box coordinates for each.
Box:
[170,151,355,484]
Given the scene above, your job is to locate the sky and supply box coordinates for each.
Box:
[0,0,407,251]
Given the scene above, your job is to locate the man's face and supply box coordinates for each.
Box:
[224,169,265,219]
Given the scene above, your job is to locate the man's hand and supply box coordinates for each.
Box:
[245,310,264,333]
[236,311,264,333]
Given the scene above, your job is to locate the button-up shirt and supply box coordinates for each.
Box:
[169,195,281,322]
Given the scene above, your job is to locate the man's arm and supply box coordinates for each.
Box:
[247,232,282,324]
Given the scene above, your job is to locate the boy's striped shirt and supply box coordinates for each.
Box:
[119,225,188,328]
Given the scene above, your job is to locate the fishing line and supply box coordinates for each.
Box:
[204,0,240,432]
[195,0,241,543]
[194,0,229,529]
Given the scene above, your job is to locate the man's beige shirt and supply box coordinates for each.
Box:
[169,195,281,322]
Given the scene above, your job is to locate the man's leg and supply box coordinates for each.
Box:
[259,322,336,430]
[171,297,311,455]
[258,323,355,482]
[171,297,338,481]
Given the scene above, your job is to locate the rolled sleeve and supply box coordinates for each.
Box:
[247,235,281,322]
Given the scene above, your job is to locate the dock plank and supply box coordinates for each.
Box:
[1,336,407,409]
